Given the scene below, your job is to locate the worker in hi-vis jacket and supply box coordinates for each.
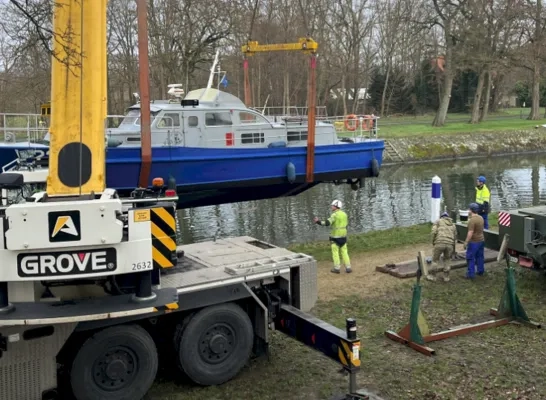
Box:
[475,175,491,229]
[314,199,351,274]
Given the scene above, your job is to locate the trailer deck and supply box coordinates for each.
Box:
[0,236,318,326]
[165,236,316,298]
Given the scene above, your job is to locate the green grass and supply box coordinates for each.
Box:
[336,108,546,138]
[148,260,546,400]
[147,212,546,400]
[288,213,499,262]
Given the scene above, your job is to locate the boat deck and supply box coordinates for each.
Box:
[163,236,315,294]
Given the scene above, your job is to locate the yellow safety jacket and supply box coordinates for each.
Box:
[320,209,348,238]
[476,184,491,213]
[476,185,490,204]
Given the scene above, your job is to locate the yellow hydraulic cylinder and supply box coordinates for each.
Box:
[47,0,108,196]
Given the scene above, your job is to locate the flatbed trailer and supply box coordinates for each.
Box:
[0,235,366,400]
[455,206,546,269]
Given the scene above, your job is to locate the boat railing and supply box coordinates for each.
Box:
[0,113,126,144]
[250,105,328,118]
[200,117,378,146]
[0,113,49,144]
[314,114,379,140]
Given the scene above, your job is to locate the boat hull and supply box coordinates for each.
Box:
[0,140,385,208]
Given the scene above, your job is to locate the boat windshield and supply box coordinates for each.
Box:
[120,109,159,126]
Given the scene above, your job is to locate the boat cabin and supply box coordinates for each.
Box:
[106,88,339,149]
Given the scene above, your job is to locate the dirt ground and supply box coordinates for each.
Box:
[316,242,451,301]
[148,243,546,400]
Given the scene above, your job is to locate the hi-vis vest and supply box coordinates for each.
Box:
[325,209,348,238]
[476,185,490,205]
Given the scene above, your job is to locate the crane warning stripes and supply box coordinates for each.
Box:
[498,211,511,227]
[151,206,177,269]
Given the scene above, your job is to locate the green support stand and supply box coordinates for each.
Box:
[385,248,541,356]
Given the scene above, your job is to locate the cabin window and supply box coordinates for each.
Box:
[126,137,141,142]
[120,109,140,125]
[239,111,258,123]
[157,113,180,128]
[241,132,264,144]
[188,116,198,127]
[287,131,308,141]
[121,109,159,126]
[239,111,270,124]
[205,112,232,126]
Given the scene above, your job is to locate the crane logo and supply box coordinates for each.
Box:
[48,210,81,242]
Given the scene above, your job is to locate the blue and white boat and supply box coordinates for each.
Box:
[0,87,384,208]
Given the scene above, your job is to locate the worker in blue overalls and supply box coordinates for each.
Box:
[475,175,491,230]
[464,203,485,278]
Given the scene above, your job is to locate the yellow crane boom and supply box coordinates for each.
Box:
[47,0,108,196]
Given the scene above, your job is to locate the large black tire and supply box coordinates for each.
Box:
[176,303,254,386]
[70,324,158,400]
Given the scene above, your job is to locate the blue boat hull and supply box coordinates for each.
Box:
[0,140,384,208]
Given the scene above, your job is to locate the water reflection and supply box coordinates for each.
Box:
[177,154,546,247]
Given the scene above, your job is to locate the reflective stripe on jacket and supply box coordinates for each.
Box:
[476,185,490,204]
[321,209,348,238]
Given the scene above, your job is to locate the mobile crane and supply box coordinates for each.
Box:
[0,2,371,400]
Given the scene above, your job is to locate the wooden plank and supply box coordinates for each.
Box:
[418,251,428,277]
[376,249,499,279]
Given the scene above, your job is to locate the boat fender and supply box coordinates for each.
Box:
[359,177,365,188]
[371,158,380,177]
[269,141,287,148]
[286,162,296,183]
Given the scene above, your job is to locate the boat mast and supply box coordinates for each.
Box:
[206,50,220,90]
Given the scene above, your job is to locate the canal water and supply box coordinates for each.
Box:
[177,153,546,247]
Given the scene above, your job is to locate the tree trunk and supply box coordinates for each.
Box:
[470,69,486,124]
[490,73,504,112]
[380,64,391,117]
[528,61,541,120]
[432,73,453,126]
[282,71,289,114]
[479,71,492,122]
[341,74,348,116]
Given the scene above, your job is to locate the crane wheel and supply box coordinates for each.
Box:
[69,324,158,400]
[175,302,254,386]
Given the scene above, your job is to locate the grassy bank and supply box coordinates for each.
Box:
[337,108,546,138]
[149,212,546,400]
[288,212,499,261]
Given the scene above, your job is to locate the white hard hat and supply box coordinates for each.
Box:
[331,199,342,208]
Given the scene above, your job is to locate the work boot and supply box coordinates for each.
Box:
[331,266,341,274]
[426,274,436,281]
[443,271,450,282]
[345,266,352,273]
